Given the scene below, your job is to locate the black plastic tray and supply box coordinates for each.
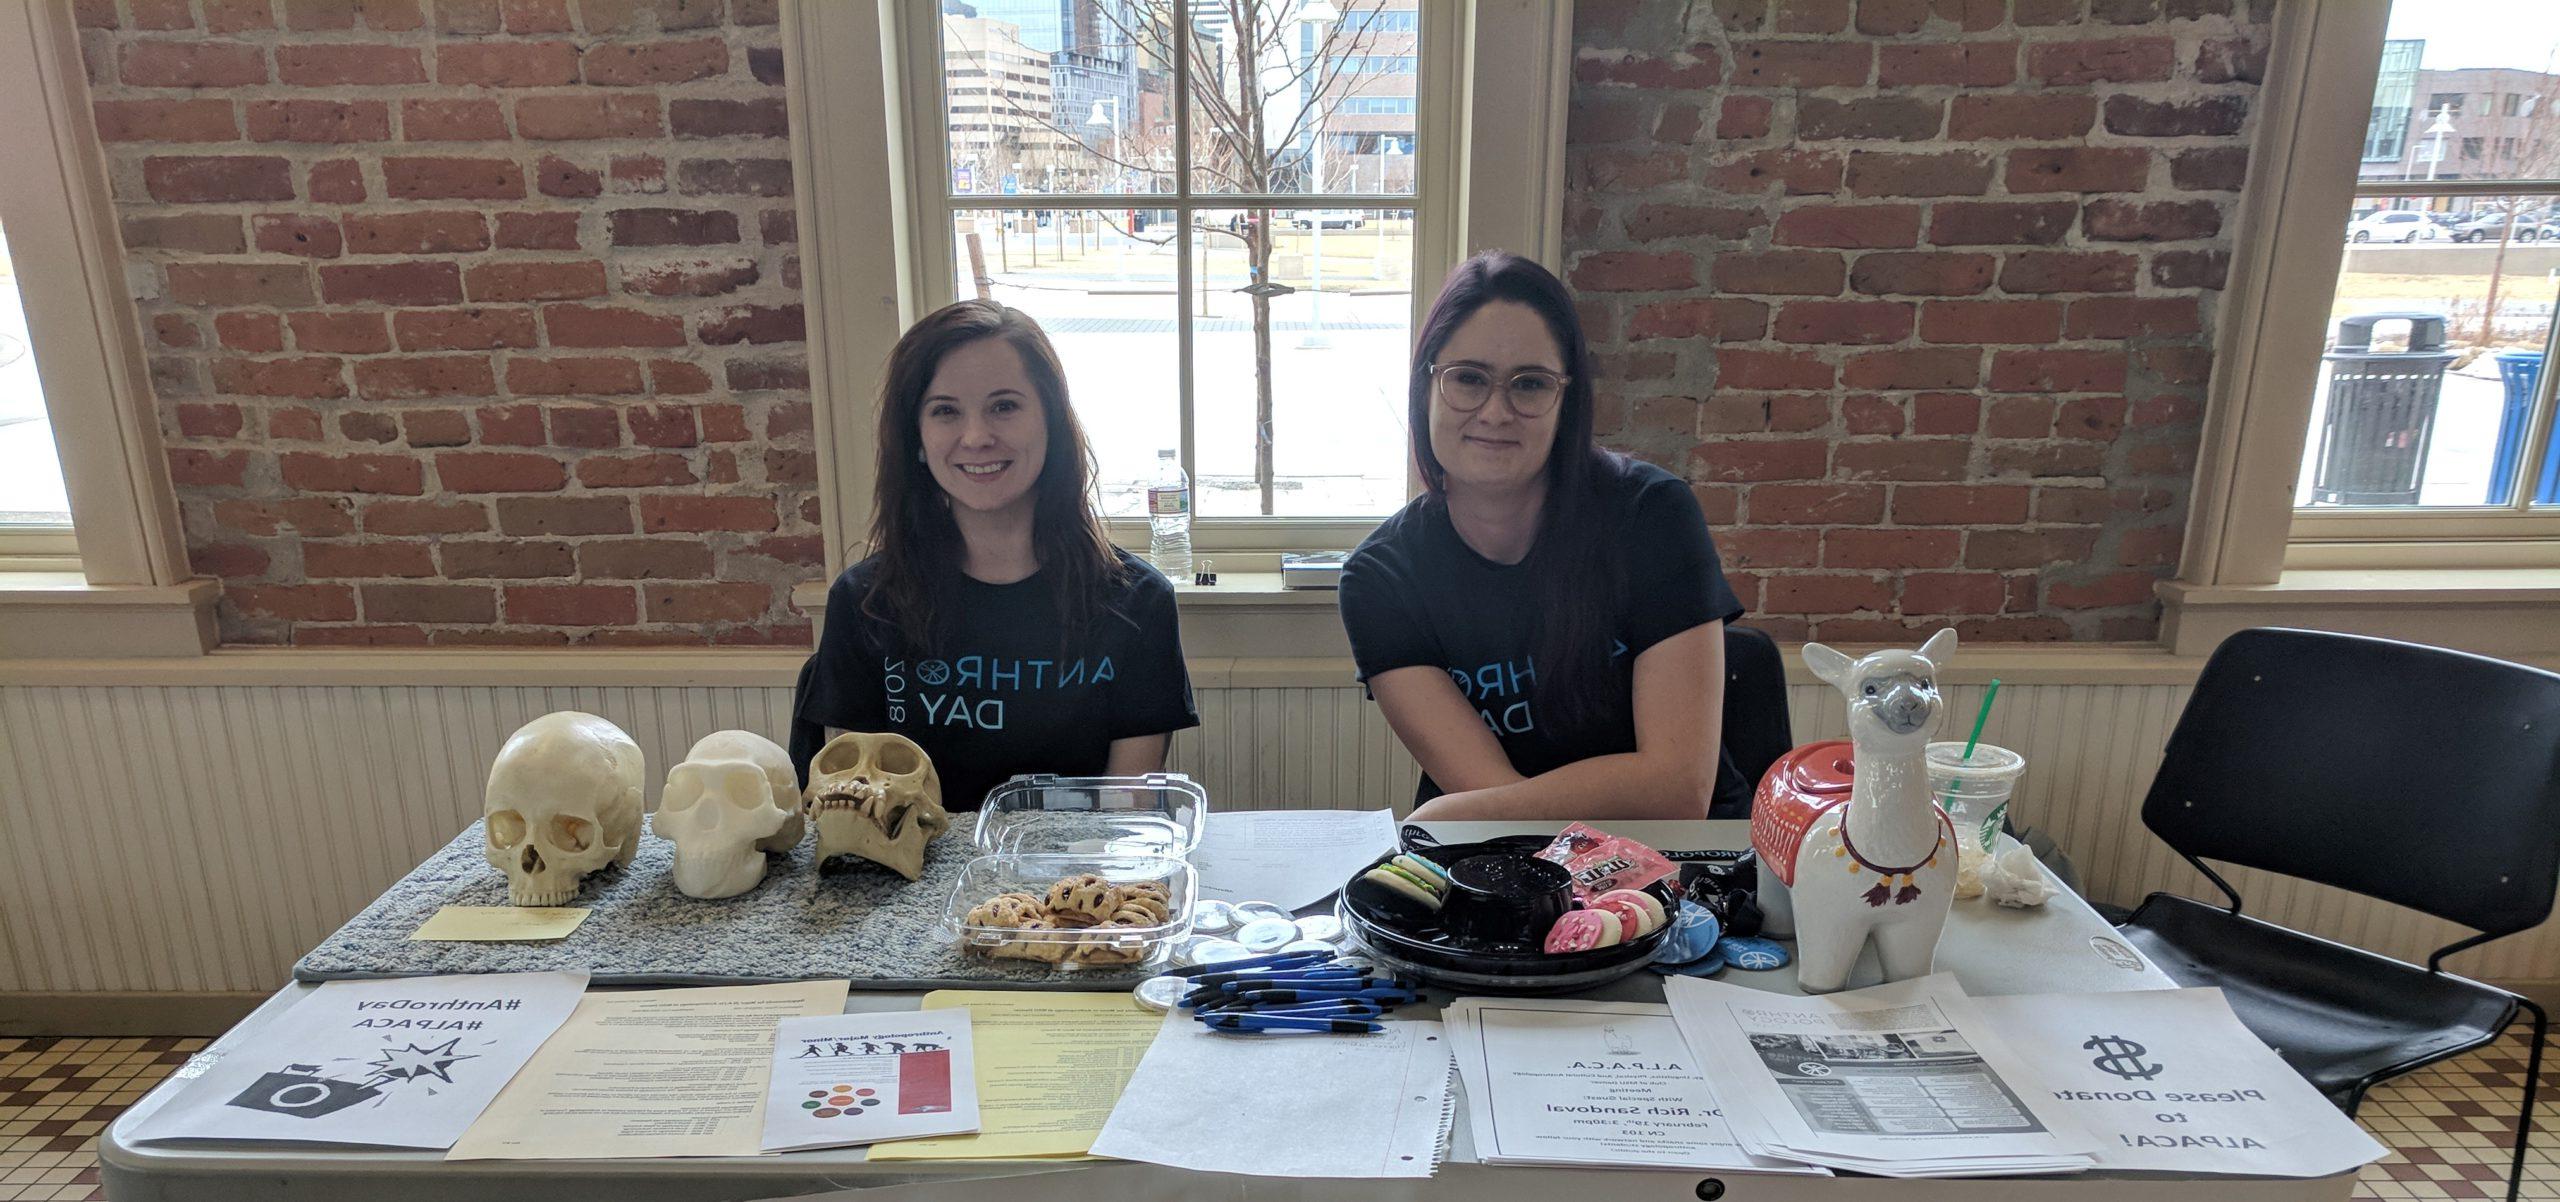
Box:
[1338,832,1678,994]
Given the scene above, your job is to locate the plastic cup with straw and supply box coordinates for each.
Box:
[1939,678,2005,853]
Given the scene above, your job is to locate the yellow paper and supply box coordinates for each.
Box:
[865,989,1160,1160]
[410,905,590,942]
[447,980,850,1160]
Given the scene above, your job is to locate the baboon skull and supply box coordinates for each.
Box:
[805,731,947,881]
[659,730,800,900]
[484,711,644,907]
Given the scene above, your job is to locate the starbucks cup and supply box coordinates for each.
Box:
[1926,743,2026,898]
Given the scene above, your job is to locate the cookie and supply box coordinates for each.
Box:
[1543,908,1624,954]
[965,892,1045,929]
[1592,889,1666,938]
[1045,873,1121,924]
[984,917,1071,963]
[1351,863,1442,923]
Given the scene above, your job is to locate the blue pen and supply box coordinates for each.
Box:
[1171,950,1330,978]
[1202,1014,1384,1034]
[1215,972,1372,994]
[1230,986,1421,1005]
[1242,1001,1385,1019]
[1205,966,1365,987]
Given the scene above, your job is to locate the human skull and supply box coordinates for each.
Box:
[484,711,644,907]
[659,730,801,900]
[804,731,947,881]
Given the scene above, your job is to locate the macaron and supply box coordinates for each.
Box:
[1388,854,1452,896]
[1543,908,1625,954]
[1592,889,1666,938]
[1352,863,1444,922]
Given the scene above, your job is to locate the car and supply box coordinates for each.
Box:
[2451,212,2558,243]
[1289,209,1366,230]
[2346,210,2442,243]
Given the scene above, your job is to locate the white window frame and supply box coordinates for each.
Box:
[0,1,213,658]
[2164,1,2560,658]
[782,0,1570,574]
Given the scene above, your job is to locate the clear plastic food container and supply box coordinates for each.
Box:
[941,853,1196,972]
[974,773,1208,857]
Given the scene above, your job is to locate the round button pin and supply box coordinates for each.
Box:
[1187,938,1255,965]
[1133,975,1188,1012]
[1234,917,1299,953]
[1278,939,1334,955]
[1294,915,1344,943]
[1232,901,1293,925]
[1191,900,1238,934]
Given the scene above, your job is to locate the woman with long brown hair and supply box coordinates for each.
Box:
[795,300,1197,811]
[1339,251,1747,820]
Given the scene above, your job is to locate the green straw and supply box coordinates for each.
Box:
[1939,678,2003,809]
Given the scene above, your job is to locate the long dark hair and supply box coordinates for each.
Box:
[1409,251,1626,730]
[860,300,1124,652]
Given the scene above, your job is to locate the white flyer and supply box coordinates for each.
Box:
[1665,973,2095,1177]
[1972,988,2387,1177]
[761,1010,980,1152]
[127,972,587,1148]
[1442,997,1823,1174]
[1191,809,1399,910]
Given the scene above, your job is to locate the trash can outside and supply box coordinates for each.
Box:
[2490,349,2560,505]
[2311,313,2459,506]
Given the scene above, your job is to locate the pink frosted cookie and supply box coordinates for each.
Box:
[1592,889,1666,938]
[1544,908,1626,954]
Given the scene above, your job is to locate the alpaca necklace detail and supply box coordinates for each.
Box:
[1832,815,1945,908]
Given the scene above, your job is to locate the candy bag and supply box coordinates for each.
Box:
[1534,823,1677,900]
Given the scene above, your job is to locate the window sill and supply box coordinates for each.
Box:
[2158,568,2560,663]
[0,574,218,659]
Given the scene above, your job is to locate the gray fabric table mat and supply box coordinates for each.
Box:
[292,818,1155,990]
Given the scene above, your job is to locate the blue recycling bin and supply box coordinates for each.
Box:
[2490,351,2560,504]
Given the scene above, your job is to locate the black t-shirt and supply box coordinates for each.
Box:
[1338,458,1751,815]
[796,547,1200,811]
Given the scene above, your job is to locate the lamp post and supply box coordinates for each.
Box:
[2425,104,2456,183]
[1297,0,1340,350]
[1089,98,1126,280]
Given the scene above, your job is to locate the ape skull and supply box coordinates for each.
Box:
[804,731,947,881]
[484,711,644,907]
[659,730,801,899]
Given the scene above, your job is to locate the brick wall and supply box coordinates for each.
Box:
[81,0,815,646]
[1571,0,2268,642]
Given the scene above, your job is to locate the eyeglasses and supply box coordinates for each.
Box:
[1427,362,1570,418]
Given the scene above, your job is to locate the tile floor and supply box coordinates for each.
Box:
[1,1028,2552,1200]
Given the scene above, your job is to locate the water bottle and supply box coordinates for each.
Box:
[1147,449,1192,581]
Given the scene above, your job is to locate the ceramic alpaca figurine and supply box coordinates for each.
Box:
[1751,629,1959,993]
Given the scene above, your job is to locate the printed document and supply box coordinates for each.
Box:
[761,1010,978,1152]
[447,979,848,1160]
[1666,973,2094,1177]
[1441,997,1820,1174]
[1092,1013,1454,1178]
[127,972,586,1149]
[865,990,1160,1160]
[1973,987,2386,1177]
[1191,808,1398,910]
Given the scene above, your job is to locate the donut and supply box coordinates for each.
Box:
[1592,889,1666,938]
[1045,873,1121,924]
[1544,908,1625,954]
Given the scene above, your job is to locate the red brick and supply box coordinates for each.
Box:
[212,356,345,398]
[2139,346,2215,386]
[464,260,607,302]
[1717,349,1836,392]
[1767,573,1897,612]
[308,159,365,202]
[1920,300,2064,344]
[1748,483,1885,525]
[131,0,196,28]
[119,41,267,86]
[383,157,526,200]
[2083,198,2222,242]
[2026,37,2175,84]
[697,303,803,345]
[165,447,250,486]
[123,214,247,254]
[1948,94,2095,141]
[541,304,685,347]
[656,361,716,395]
[343,211,489,255]
[640,495,777,532]
[214,312,285,352]
[402,409,472,446]
[214,495,354,536]
[548,406,622,447]
[438,41,579,87]
[674,158,793,198]
[2170,147,2250,193]
[509,356,647,395]
[2196,35,2267,85]
[578,539,713,579]
[1845,151,1994,197]
[1693,439,1829,482]
[612,153,669,193]
[1774,300,1913,344]
[579,37,726,86]
[2007,147,2151,194]
[1621,205,1764,244]
[617,257,758,298]
[1850,252,1994,296]
[267,407,326,440]
[1913,393,1981,435]
[1705,149,1842,196]
[275,43,424,85]
[1575,50,1721,89]
[1569,252,1694,293]
[727,359,807,391]
[1700,394,1827,434]
[639,582,769,624]
[354,356,498,399]
[288,311,392,353]
[244,99,388,143]
[248,214,338,259]
[501,0,573,32]
[476,403,545,445]
[438,451,567,492]
[514,94,663,140]
[2047,571,2159,609]
[502,584,639,625]
[402,98,508,141]
[339,411,399,443]
[166,261,312,306]
[572,452,694,489]
[1854,0,1934,34]
[1840,346,1982,394]
[1730,40,1872,87]
[1709,528,1821,570]
[364,498,489,534]
[1718,95,1774,139]
[1927,200,2077,246]
[1843,394,1905,435]
[304,541,437,578]
[1891,484,2031,524]
[1773,205,1921,249]
[2104,94,2246,139]
[609,207,739,246]
[742,533,821,567]
[2054,396,2129,440]
[231,584,357,621]
[1712,251,1843,296]
[394,307,539,350]
[156,315,206,349]
[440,540,574,578]
[190,541,270,578]
[1877,41,2016,87]
[144,156,294,203]
[1902,572,2008,614]
[1824,527,1963,569]
[319,261,463,304]
[2065,297,2201,339]
[280,451,423,494]
[1835,439,1971,480]
[1774,0,1851,33]
[94,99,239,142]
[2152,249,2230,291]
[1797,97,1943,142]
[669,98,788,138]
[174,401,241,436]
[626,405,700,446]
[362,583,498,623]
[535,154,604,198]
[1999,250,2140,294]
[2116,524,2183,567]
[1992,442,2109,477]
[203,0,276,31]
[1628,299,1768,341]
[434,0,501,32]
[496,211,583,250]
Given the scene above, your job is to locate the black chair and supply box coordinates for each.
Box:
[1718,624,1794,811]
[2117,628,2560,1200]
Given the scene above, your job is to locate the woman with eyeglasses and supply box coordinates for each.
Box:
[1338,251,1748,821]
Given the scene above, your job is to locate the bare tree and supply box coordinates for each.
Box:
[2468,62,2560,345]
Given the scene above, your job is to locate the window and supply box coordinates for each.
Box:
[0,219,76,542]
[2506,92,2526,116]
[2461,134,2485,159]
[2429,90,2467,115]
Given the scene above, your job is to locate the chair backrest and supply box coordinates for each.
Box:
[1721,624,1794,797]
[2142,627,2560,939]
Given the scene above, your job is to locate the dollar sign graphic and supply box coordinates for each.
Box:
[2084,1035,2164,1081]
